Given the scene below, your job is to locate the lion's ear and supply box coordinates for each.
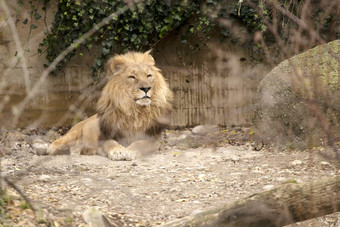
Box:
[108,55,125,73]
[144,50,155,65]
[144,50,152,55]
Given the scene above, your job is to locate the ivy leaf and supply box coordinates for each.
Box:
[130,34,137,42]
[30,24,38,29]
[102,47,110,56]
[34,13,42,20]
[95,59,102,67]
[173,14,181,21]
[23,18,28,24]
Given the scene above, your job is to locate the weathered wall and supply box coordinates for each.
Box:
[0,1,99,128]
[154,33,269,126]
[0,2,270,128]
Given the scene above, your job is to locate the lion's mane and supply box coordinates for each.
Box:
[97,51,173,138]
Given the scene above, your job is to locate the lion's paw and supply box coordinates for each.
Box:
[108,147,140,161]
[48,143,70,155]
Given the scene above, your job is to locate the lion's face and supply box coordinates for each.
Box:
[98,51,172,113]
[97,51,173,134]
[120,63,156,106]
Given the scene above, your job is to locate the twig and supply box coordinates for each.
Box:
[0,0,31,92]
[265,0,323,44]
[2,176,36,212]
[10,5,129,127]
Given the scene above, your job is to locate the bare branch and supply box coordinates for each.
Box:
[0,0,31,92]
[10,5,129,127]
[2,176,36,212]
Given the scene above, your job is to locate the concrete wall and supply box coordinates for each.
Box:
[154,32,270,126]
[0,2,270,128]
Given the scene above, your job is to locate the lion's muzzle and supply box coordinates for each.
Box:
[135,86,152,106]
[139,86,151,93]
[136,97,151,106]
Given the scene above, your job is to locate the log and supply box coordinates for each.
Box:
[161,176,340,227]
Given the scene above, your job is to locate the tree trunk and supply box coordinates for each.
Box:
[161,176,340,227]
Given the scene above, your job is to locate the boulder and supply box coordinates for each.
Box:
[254,40,340,148]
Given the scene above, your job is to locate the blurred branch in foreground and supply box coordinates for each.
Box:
[161,175,340,227]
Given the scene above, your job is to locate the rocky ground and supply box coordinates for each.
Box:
[1,126,340,226]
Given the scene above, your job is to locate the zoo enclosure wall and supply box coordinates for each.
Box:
[0,1,270,129]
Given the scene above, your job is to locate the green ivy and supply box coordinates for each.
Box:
[38,0,215,78]
[23,0,339,78]
[38,0,256,78]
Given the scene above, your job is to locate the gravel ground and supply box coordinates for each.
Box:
[1,126,340,226]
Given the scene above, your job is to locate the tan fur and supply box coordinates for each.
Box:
[49,51,173,160]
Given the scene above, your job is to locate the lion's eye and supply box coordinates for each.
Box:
[147,74,152,78]
[128,75,136,79]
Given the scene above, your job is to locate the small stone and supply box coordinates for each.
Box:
[192,125,218,135]
[196,166,205,171]
[1,147,12,156]
[190,209,203,216]
[132,162,138,166]
[177,134,187,140]
[82,178,93,182]
[321,161,330,166]
[291,160,303,165]
[198,174,206,180]
[195,164,205,171]
[32,138,45,144]
[169,188,177,193]
[33,142,48,155]
[263,185,275,191]
[276,177,287,182]
[39,175,51,182]
[231,156,240,162]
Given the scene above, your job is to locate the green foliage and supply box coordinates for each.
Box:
[39,0,213,78]
[37,0,249,78]
[23,0,339,78]
[23,0,50,32]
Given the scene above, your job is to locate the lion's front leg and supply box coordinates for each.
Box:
[49,130,79,155]
[103,140,141,161]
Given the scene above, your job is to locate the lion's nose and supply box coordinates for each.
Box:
[140,87,151,93]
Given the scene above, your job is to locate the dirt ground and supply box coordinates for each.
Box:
[1,126,340,226]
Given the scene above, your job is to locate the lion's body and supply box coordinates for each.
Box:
[49,51,173,160]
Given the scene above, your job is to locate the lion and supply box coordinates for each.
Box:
[48,51,173,160]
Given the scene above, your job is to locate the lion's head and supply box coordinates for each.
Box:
[97,51,173,135]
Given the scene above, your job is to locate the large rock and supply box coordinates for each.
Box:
[254,40,340,148]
